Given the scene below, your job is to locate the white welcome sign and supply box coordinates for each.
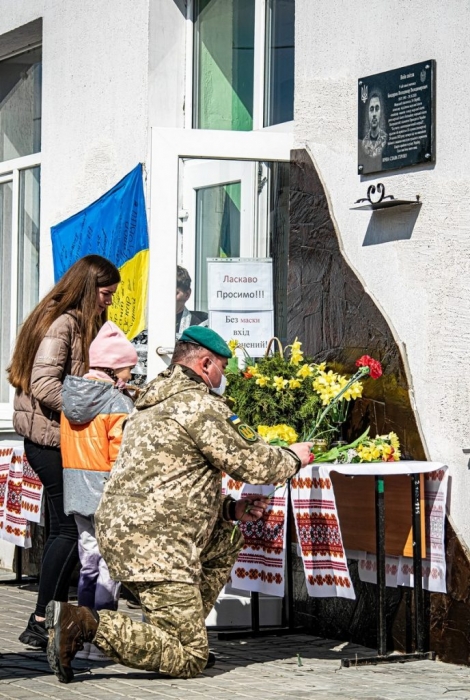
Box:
[207,259,273,312]
[207,259,274,357]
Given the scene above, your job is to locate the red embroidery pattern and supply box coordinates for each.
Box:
[6,481,22,515]
[291,476,331,490]
[307,574,351,588]
[226,478,244,491]
[234,567,283,585]
[22,501,40,514]
[295,511,344,558]
[239,508,285,554]
[425,469,445,482]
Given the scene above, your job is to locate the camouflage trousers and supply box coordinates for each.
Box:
[94,518,244,678]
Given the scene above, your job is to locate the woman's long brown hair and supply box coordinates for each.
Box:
[8,255,121,393]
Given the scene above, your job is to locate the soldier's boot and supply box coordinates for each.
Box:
[45,601,100,683]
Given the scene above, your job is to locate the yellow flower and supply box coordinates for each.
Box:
[257,424,298,445]
[227,339,239,355]
[341,380,363,401]
[246,364,259,376]
[255,375,270,387]
[273,375,288,391]
[316,362,326,371]
[357,444,375,462]
[389,432,400,450]
[312,370,342,405]
[257,425,275,441]
[371,446,382,460]
[285,339,304,366]
[290,350,304,366]
[288,378,301,389]
[276,424,298,444]
[296,364,314,378]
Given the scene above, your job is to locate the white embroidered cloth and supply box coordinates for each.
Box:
[222,474,288,596]
[291,466,355,599]
[222,461,448,599]
[0,441,43,548]
[354,466,448,593]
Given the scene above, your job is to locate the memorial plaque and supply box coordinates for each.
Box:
[358,60,435,175]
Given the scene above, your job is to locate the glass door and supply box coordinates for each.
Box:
[179,158,263,314]
[148,128,292,377]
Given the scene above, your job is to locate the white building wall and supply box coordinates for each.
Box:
[0,0,155,292]
[39,0,151,291]
[295,0,470,545]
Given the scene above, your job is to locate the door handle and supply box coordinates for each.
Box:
[156,346,175,356]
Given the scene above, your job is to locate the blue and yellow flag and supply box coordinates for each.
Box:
[51,164,148,339]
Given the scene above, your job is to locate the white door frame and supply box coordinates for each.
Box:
[148,127,292,378]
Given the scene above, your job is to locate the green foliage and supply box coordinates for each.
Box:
[225,352,322,436]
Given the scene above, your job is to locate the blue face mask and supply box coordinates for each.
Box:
[209,361,227,396]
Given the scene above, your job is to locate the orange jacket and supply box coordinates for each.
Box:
[61,373,134,516]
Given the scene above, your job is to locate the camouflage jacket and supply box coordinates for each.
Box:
[95,364,300,584]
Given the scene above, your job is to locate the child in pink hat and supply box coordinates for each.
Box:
[61,321,138,661]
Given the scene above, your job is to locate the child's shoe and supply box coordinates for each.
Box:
[74,641,90,660]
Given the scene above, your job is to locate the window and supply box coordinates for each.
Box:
[0,46,42,163]
[193,0,295,130]
[0,45,41,420]
[264,0,294,126]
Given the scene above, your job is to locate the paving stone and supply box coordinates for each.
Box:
[2,584,470,699]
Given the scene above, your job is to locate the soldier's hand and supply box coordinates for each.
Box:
[235,496,270,522]
[288,442,314,467]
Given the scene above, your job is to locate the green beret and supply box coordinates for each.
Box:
[180,325,232,358]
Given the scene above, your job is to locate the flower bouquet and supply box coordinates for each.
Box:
[226,338,395,539]
[226,338,384,455]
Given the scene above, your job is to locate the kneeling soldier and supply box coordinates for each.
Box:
[45,326,313,682]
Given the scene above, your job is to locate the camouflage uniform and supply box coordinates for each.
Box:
[94,364,300,678]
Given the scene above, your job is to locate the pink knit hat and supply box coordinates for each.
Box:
[89,321,138,370]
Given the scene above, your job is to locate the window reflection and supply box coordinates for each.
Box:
[194,0,254,130]
[176,265,209,337]
[195,183,241,310]
[17,166,40,326]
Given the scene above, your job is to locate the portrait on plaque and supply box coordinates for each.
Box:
[358,60,435,175]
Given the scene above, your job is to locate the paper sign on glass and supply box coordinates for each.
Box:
[207,259,273,312]
[209,311,274,357]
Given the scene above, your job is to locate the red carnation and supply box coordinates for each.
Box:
[355,355,383,380]
[243,371,253,379]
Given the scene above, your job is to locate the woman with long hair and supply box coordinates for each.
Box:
[8,254,121,648]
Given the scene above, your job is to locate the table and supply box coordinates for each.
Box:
[222,461,448,662]
[292,461,447,664]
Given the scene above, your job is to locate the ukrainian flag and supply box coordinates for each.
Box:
[51,164,148,339]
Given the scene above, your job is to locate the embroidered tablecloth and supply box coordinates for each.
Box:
[354,466,448,593]
[222,461,447,599]
[0,441,43,548]
[222,474,288,596]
